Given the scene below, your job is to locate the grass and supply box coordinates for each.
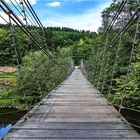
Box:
[0,99,18,107]
[0,69,22,108]
[0,69,42,110]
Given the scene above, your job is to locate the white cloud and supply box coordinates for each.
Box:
[0,11,9,24]
[47,2,61,7]
[0,0,37,24]
[0,11,29,25]
[42,1,111,32]
[5,0,37,5]
[29,0,37,5]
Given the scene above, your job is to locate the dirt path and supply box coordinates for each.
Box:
[0,67,18,73]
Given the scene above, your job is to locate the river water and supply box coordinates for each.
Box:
[0,107,140,135]
[0,108,26,125]
[118,107,140,134]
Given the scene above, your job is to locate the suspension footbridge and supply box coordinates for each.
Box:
[3,68,140,139]
[0,0,140,139]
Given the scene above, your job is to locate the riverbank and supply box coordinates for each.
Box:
[115,106,140,134]
[0,107,26,125]
[0,68,22,109]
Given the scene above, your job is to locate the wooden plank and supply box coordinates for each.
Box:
[13,122,133,130]
[4,138,140,140]
[5,129,140,139]
[40,102,109,106]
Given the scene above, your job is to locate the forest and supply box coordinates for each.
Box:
[0,0,139,110]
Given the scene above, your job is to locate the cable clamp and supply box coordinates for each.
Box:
[5,9,12,14]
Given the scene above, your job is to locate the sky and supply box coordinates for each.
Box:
[0,0,112,32]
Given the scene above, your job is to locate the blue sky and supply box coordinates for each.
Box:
[1,0,112,32]
[34,0,112,32]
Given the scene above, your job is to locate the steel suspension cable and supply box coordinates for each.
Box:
[99,33,110,92]
[101,0,127,42]
[14,0,38,26]
[0,13,9,24]
[0,0,63,69]
[101,52,110,94]
[23,0,49,49]
[98,8,140,61]
[119,11,140,113]
[9,0,34,26]
[8,11,28,108]
[97,33,110,89]
[23,0,43,29]
[20,0,43,103]
[108,33,122,97]
[92,45,100,85]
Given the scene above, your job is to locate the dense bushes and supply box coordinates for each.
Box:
[17,50,72,108]
[0,1,139,110]
[81,1,140,109]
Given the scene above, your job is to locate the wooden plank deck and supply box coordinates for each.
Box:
[4,68,140,139]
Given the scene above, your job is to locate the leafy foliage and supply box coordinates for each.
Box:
[17,50,71,108]
[0,0,139,110]
[83,1,140,109]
